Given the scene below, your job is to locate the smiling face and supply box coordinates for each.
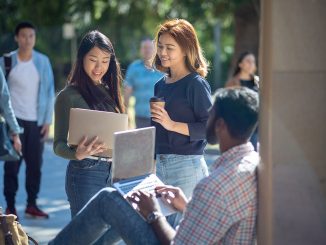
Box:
[157,33,185,69]
[15,27,36,52]
[83,46,110,83]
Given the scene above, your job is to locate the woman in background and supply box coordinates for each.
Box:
[226,51,259,150]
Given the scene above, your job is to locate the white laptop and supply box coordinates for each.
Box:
[111,127,176,216]
[67,108,128,157]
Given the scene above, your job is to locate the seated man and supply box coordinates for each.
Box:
[49,87,259,245]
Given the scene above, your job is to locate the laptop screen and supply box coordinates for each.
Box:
[111,127,156,183]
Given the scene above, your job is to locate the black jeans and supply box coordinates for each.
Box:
[3,118,44,208]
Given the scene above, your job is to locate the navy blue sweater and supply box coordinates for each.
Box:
[152,73,212,155]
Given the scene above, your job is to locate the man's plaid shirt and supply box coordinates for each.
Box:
[173,143,259,245]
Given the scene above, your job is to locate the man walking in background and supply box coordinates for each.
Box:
[0,21,55,219]
[124,37,163,128]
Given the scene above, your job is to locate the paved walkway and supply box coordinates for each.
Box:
[0,142,219,244]
[0,143,70,244]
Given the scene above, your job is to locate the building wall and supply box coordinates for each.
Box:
[258,0,326,244]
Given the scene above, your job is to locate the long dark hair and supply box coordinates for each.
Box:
[68,30,124,113]
[233,51,255,77]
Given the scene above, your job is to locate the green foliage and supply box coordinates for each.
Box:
[0,0,254,91]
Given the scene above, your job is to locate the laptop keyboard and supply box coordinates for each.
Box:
[119,176,157,194]
[116,175,177,216]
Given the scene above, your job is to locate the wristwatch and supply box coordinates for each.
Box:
[146,211,163,224]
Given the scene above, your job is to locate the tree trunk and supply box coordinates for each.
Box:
[229,0,260,78]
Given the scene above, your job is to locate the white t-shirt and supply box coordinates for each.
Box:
[8,58,40,121]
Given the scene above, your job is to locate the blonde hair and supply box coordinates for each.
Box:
[153,19,209,77]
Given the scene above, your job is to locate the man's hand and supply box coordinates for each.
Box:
[127,190,161,219]
[155,186,188,212]
[40,124,50,141]
[11,134,22,156]
[75,136,107,160]
[129,190,177,245]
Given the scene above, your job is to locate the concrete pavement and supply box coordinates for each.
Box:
[0,143,70,244]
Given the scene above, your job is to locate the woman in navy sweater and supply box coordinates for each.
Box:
[151,19,212,227]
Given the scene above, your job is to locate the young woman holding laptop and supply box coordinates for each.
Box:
[53,30,125,218]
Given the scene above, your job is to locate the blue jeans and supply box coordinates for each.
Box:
[49,187,160,245]
[156,154,208,227]
[66,159,112,218]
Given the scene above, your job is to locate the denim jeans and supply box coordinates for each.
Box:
[49,187,160,245]
[65,159,112,218]
[156,154,208,227]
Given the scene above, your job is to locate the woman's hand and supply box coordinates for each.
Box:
[151,104,175,131]
[11,134,22,156]
[75,136,107,160]
[151,104,190,136]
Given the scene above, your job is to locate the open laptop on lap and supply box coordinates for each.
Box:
[111,127,176,216]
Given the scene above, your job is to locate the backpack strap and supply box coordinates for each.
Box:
[28,235,39,245]
[3,54,12,80]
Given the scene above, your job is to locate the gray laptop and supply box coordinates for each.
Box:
[68,108,128,157]
[111,127,176,216]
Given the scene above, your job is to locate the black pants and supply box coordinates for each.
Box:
[3,119,44,208]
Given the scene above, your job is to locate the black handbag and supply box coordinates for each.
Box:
[0,116,20,162]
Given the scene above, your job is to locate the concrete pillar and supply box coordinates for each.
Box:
[258,0,326,244]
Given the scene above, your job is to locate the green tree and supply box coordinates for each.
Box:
[0,0,260,91]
